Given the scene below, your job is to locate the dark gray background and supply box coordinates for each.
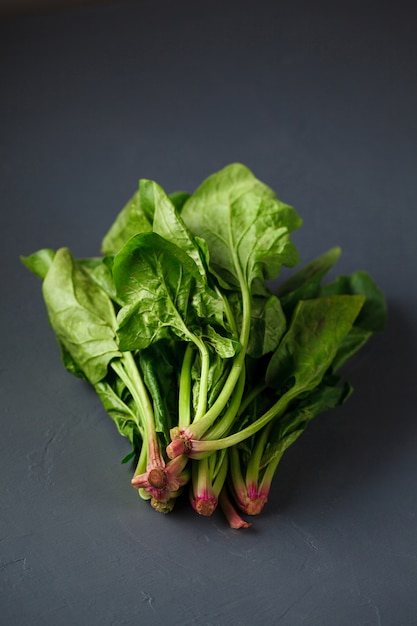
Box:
[1,1,416,624]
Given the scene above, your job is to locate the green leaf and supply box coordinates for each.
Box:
[331,327,373,372]
[139,344,177,444]
[181,163,302,290]
[276,247,342,317]
[113,232,224,351]
[265,295,365,393]
[229,292,287,358]
[77,256,120,303]
[169,191,191,211]
[101,190,152,256]
[42,247,121,384]
[21,248,56,279]
[204,324,239,358]
[148,178,208,279]
[94,379,143,445]
[321,271,387,333]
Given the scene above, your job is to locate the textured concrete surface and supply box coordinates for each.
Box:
[1,1,416,623]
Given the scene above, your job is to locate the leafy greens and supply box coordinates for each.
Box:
[21,163,386,528]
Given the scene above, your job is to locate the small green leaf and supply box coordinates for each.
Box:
[181,163,302,290]
[149,178,208,279]
[169,191,191,211]
[276,247,342,316]
[21,248,56,279]
[101,190,152,256]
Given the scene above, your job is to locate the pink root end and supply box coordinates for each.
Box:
[193,498,217,517]
[166,437,189,459]
[219,489,252,529]
[244,496,268,516]
[148,467,168,489]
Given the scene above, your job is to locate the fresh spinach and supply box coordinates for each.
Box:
[22,163,386,528]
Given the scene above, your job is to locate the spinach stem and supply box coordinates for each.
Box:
[245,422,272,490]
[189,387,298,455]
[212,449,228,497]
[259,451,284,495]
[203,367,246,440]
[229,446,246,502]
[185,332,209,421]
[178,344,194,429]
[111,353,165,469]
[186,280,252,440]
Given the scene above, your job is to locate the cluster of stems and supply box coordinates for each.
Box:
[120,278,289,529]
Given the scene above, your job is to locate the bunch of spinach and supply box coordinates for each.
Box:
[22,163,386,528]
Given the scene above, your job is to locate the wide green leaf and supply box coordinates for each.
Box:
[42,247,121,384]
[265,294,365,393]
[113,232,229,353]
[321,271,387,333]
[181,163,302,290]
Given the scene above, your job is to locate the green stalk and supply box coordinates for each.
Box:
[258,451,284,496]
[216,285,239,336]
[188,387,298,456]
[133,440,148,479]
[203,367,246,440]
[245,422,272,492]
[183,330,210,422]
[132,440,151,501]
[111,353,166,475]
[190,455,217,516]
[178,344,194,429]
[228,446,247,504]
[211,449,229,498]
[185,279,252,440]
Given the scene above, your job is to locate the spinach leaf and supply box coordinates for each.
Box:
[276,246,342,317]
[139,343,178,445]
[150,179,208,279]
[42,247,121,384]
[169,191,191,211]
[113,232,231,354]
[181,163,302,290]
[94,379,143,443]
[321,271,387,333]
[265,294,365,393]
[228,292,287,358]
[21,248,56,280]
[321,271,387,371]
[101,190,152,256]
